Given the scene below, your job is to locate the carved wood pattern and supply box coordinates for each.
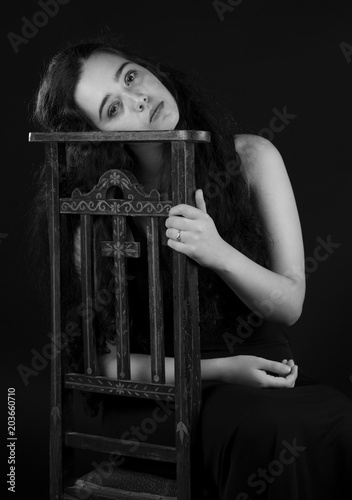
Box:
[176,421,190,445]
[60,198,171,215]
[65,374,175,400]
[101,240,140,258]
[60,169,172,215]
[72,169,160,201]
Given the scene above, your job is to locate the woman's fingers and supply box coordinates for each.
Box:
[282,359,295,368]
[195,189,207,213]
[261,359,293,376]
[286,364,298,386]
[165,227,186,242]
[257,358,298,388]
[165,215,191,231]
[259,364,298,388]
[168,203,201,219]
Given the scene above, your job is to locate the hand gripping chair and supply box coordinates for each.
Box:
[29,130,211,500]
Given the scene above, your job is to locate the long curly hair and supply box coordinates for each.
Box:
[29,34,270,414]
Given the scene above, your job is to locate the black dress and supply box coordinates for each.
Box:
[100,221,352,500]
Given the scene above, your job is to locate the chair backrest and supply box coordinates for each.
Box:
[29,130,211,500]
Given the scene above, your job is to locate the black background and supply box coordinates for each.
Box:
[2,0,352,498]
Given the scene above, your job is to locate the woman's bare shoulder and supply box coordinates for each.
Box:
[234,134,284,187]
[234,133,276,160]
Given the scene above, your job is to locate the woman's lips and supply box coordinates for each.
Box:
[150,101,164,122]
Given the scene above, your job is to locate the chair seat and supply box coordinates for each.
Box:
[64,466,217,500]
[71,464,177,498]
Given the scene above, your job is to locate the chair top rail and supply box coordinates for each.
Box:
[28,130,211,143]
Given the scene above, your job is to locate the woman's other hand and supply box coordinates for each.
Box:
[213,355,298,388]
[165,189,228,269]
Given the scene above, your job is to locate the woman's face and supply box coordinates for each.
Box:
[74,51,180,132]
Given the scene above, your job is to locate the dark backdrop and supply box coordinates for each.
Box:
[2,1,352,498]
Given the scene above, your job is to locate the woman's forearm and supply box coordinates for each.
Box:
[211,239,304,326]
[100,353,221,384]
[162,356,220,385]
[129,354,222,384]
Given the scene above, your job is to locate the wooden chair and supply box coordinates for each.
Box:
[29,130,211,500]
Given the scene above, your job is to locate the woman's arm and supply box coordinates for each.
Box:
[165,134,306,326]
[98,343,297,388]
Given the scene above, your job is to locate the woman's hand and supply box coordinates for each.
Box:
[165,189,228,269]
[213,355,298,388]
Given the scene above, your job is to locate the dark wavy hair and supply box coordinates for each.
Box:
[29,34,269,414]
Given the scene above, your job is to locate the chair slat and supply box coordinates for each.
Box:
[45,142,63,500]
[65,432,177,463]
[80,214,97,376]
[112,216,131,380]
[171,141,202,500]
[147,217,166,384]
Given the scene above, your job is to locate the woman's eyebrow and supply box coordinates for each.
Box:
[98,61,132,120]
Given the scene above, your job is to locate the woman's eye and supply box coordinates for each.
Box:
[125,70,137,85]
[108,102,120,118]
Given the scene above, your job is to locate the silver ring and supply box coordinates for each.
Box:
[176,230,182,242]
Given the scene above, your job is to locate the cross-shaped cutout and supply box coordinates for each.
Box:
[101,217,141,379]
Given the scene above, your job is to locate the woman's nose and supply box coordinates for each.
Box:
[136,94,148,111]
[123,92,148,113]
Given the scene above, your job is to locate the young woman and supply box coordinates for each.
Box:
[32,36,352,499]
